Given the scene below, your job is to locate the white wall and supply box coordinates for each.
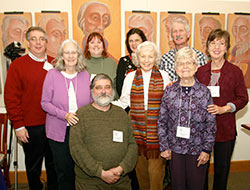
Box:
[1,0,250,171]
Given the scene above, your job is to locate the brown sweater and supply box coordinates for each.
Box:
[69,104,138,185]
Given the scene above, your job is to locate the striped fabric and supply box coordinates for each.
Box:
[130,66,164,159]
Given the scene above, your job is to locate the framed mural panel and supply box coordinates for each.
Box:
[35,12,69,58]
[228,13,250,88]
[0,12,32,53]
[125,11,157,54]
[0,12,32,107]
[160,12,192,55]
[72,0,121,62]
[194,13,225,55]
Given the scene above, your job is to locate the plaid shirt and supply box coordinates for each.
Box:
[160,47,207,81]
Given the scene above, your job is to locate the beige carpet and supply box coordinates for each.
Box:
[8,172,250,190]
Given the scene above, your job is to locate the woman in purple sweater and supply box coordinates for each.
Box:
[41,39,92,190]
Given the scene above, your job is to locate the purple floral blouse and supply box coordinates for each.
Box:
[157,79,216,155]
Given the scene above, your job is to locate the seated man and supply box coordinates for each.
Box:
[69,73,138,190]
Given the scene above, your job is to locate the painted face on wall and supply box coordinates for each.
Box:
[164,17,175,50]
[199,18,219,52]
[232,16,250,57]
[128,15,154,42]
[46,19,66,58]
[84,3,111,36]
[7,18,28,47]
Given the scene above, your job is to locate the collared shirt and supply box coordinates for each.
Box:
[160,47,207,81]
[28,51,47,62]
[157,79,216,155]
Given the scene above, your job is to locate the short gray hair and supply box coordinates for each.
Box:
[54,39,86,72]
[170,16,190,35]
[132,41,161,69]
[90,73,114,90]
[26,26,48,41]
[174,47,198,67]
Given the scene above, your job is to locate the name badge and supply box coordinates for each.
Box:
[207,86,220,97]
[176,126,190,139]
[90,74,97,81]
[43,61,53,71]
[113,130,123,142]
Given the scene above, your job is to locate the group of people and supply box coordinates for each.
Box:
[3,13,248,190]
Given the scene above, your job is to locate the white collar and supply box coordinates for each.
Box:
[28,51,47,62]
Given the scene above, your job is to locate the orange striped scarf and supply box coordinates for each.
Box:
[130,66,164,159]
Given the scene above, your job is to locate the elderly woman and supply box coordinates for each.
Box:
[196,29,248,190]
[116,28,147,97]
[84,32,117,82]
[41,39,92,190]
[113,41,170,190]
[157,47,216,190]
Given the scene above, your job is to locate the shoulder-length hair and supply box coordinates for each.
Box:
[206,29,230,58]
[132,41,161,69]
[54,39,86,72]
[125,28,147,55]
[83,32,108,59]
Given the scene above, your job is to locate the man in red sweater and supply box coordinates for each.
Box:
[4,26,58,190]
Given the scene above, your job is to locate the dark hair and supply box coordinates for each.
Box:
[206,29,230,58]
[84,32,108,59]
[25,26,48,41]
[125,28,147,55]
[90,73,114,90]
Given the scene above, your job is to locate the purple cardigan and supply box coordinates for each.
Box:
[41,68,92,142]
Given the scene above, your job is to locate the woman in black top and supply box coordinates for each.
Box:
[116,28,147,96]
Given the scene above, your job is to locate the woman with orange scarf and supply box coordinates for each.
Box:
[113,41,170,190]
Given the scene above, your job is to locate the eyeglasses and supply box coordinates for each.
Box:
[209,41,226,48]
[176,61,194,67]
[63,51,78,56]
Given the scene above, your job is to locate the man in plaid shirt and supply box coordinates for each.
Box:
[161,16,207,81]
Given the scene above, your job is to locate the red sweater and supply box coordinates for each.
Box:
[4,54,54,129]
[196,60,248,142]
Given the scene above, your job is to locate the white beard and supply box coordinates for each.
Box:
[235,42,250,57]
[93,93,114,107]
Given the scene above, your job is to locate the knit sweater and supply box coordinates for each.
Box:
[84,56,117,82]
[4,54,54,129]
[69,104,138,185]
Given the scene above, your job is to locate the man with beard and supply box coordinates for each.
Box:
[160,16,207,81]
[231,16,250,88]
[69,73,138,190]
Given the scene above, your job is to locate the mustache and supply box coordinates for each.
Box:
[97,93,111,98]
[175,36,183,40]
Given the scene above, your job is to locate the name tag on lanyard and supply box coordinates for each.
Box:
[176,126,190,139]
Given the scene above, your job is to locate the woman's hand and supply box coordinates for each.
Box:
[197,151,210,167]
[207,104,231,115]
[65,112,79,126]
[160,150,172,160]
